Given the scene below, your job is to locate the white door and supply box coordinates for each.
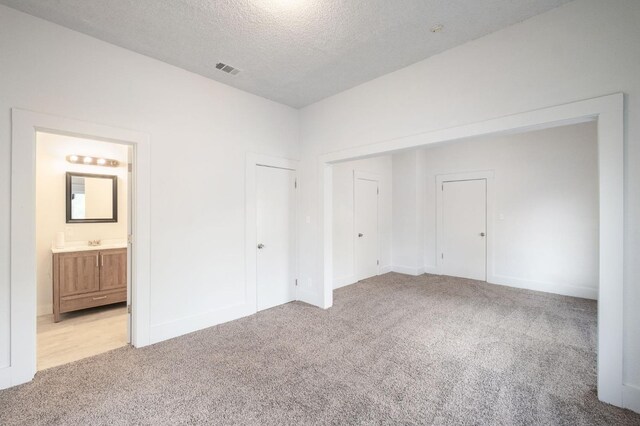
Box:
[442,179,487,280]
[355,177,379,281]
[256,165,296,311]
[126,147,132,344]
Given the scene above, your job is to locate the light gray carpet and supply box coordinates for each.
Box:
[1,273,639,425]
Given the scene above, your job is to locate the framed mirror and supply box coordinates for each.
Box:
[66,172,118,223]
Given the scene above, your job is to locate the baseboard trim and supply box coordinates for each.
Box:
[391,265,425,276]
[390,268,597,300]
[490,274,597,300]
[37,303,53,317]
[149,302,255,344]
[296,287,324,308]
[423,265,439,275]
[334,275,357,289]
[0,367,11,390]
[379,265,392,274]
[0,365,35,390]
[623,384,640,413]
[334,266,392,290]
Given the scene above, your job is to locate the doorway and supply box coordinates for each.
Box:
[6,108,151,389]
[35,131,132,370]
[256,165,297,311]
[354,172,380,281]
[440,179,487,281]
[319,94,624,406]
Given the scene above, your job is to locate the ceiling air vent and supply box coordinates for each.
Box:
[216,62,240,75]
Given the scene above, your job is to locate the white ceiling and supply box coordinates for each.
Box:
[0,0,571,108]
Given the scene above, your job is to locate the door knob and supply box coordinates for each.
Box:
[257,243,265,249]
[480,232,486,237]
[358,233,363,237]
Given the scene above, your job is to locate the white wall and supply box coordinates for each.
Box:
[35,133,129,316]
[391,150,424,275]
[332,156,392,288]
[2,0,639,402]
[0,5,299,370]
[391,122,599,298]
[299,0,640,390]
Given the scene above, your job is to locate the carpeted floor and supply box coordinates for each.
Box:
[1,273,639,425]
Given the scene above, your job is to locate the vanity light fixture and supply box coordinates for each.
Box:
[66,155,120,167]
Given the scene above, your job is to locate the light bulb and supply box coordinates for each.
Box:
[97,158,106,165]
[69,155,78,162]
[83,157,93,164]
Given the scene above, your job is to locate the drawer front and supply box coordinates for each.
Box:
[60,289,127,314]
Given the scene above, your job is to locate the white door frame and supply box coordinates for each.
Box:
[4,109,151,389]
[319,93,625,407]
[245,153,299,313]
[436,171,494,278]
[353,170,380,280]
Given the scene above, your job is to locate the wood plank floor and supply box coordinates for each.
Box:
[37,303,128,371]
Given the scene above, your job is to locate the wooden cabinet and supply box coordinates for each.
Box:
[53,248,127,322]
[58,251,100,296]
[99,250,127,291]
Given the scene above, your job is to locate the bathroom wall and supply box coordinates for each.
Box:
[35,132,129,315]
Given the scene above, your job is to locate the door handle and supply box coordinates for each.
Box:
[358,233,363,237]
[257,243,265,249]
[480,232,486,237]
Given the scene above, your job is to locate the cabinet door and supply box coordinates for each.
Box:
[100,249,127,291]
[59,251,100,296]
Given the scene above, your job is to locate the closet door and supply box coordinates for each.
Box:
[354,176,379,281]
[441,179,487,281]
[99,249,128,291]
[58,251,100,296]
[256,165,296,311]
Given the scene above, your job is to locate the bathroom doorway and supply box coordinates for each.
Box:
[35,131,132,370]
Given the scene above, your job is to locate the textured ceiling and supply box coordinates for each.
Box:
[0,0,570,107]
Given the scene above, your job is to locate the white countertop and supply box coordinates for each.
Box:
[51,242,128,254]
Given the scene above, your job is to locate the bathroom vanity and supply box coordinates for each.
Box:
[51,245,127,322]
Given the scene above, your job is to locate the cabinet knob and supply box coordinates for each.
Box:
[257,243,265,249]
